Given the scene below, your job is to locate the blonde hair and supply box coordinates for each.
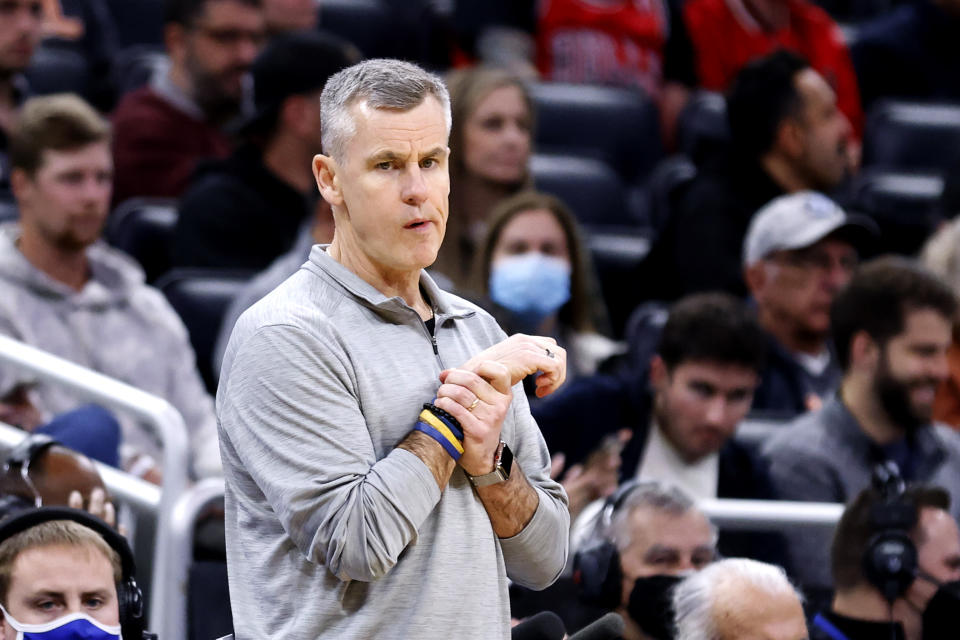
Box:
[10,94,110,176]
[0,520,122,606]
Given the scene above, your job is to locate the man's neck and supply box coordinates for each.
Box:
[263,131,316,194]
[840,375,905,445]
[833,587,920,640]
[757,305,827,355]
[760,152,811,195]
[166,62,194,102]
[327,236,432,320]
[0,74,20,134]
[617,606,651,640]
[17,226,90,291]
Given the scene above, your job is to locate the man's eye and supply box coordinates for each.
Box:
[421,158,436,168]
[84,597,104,608]
[375,162,392,170]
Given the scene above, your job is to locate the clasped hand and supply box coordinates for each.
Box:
[433,335,567,477]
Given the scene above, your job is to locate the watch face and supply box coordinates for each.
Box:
[499,443,514,478]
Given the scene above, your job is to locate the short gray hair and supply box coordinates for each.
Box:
[320,58,452,162]
[602,481,714,552]
[672,558,802,640]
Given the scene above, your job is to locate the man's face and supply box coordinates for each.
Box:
[2,543,118,634]
[652,359,758,463]
[790,69,851,191]
[0,0,42,75]
[14,142,113,252]
[714,583,808,640]
[917,507,960,585]
[618,506,715,608]
[318,98,450,279]
[872,309,952,430]
[179,0,266,109]
[753,236,857,338]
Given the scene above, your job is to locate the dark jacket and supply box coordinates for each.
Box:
[639,152,785,301]
[171,144,312,271]
[532,370,788,566]
[809,611,906,640]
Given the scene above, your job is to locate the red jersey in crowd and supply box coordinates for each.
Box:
[537,0,670,98]
[683,0,863,136]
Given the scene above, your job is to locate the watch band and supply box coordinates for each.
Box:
[467,441,513,488]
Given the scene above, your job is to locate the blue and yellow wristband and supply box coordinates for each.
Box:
[413,402,465,461]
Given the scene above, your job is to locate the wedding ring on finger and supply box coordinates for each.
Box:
[467,398,480,412]
[545,347,554,359]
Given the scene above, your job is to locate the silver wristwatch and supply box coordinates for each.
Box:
[467,441,514,488]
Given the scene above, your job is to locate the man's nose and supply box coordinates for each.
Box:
[402,166,428,206]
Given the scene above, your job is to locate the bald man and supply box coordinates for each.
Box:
[673,558,808,640]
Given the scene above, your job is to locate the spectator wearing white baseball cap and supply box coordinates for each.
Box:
[743,191,877,418]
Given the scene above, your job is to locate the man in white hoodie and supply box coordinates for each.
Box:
[0,93,220,480]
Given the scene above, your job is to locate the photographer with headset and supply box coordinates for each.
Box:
[0,507,152,639]
[812,465,960,640]
[569,481,717,640]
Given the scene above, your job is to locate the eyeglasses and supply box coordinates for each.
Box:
[768,248,858,274]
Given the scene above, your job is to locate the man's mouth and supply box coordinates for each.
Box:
[405,220,429,229]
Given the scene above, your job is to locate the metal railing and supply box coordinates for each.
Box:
[168,478,226,640]
[0,334,189,639]
[700,498,844,530]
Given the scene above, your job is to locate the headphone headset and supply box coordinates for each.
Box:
[862,461,919,604]
[573,481,650,609]
[0,507,145,640]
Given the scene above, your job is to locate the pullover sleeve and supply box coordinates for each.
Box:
[498,383,570,590]
[218,322,443,583]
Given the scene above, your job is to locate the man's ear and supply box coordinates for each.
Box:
[850,330,879,372]
[743,261,766,297]
[775,118,805,159]
[164,23,186,66]
[649,354,668,390]
[10,168,30,204]
[313,154,343,208]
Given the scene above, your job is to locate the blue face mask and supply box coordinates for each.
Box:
[489,253,571,329]
[0,605,121,640]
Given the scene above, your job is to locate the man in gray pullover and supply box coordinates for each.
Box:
[217,59,570,638]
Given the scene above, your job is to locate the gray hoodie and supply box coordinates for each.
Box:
[0,223,221,478]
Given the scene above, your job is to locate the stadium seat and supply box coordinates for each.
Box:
[845,170,944,256]
[676,91,730,167]
[105,198,178,284]
[530,153,632,228]
[622,300,669,374]
[317,0,395,59]
[105,0,164,48]
[863,101,960,173]
[587,230,652,339]
[24,44,90,97]
[155,269,254,391]
[645,155,698,237]
[188,561,232,640]
[528,82,662,183]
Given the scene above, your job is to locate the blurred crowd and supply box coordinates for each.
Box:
[0,0,957,638]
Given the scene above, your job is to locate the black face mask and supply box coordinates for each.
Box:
[922,579,960,640]
[627,574,683,640]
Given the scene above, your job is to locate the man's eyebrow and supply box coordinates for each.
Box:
[367,150,403,163]
[420,146,446,158]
